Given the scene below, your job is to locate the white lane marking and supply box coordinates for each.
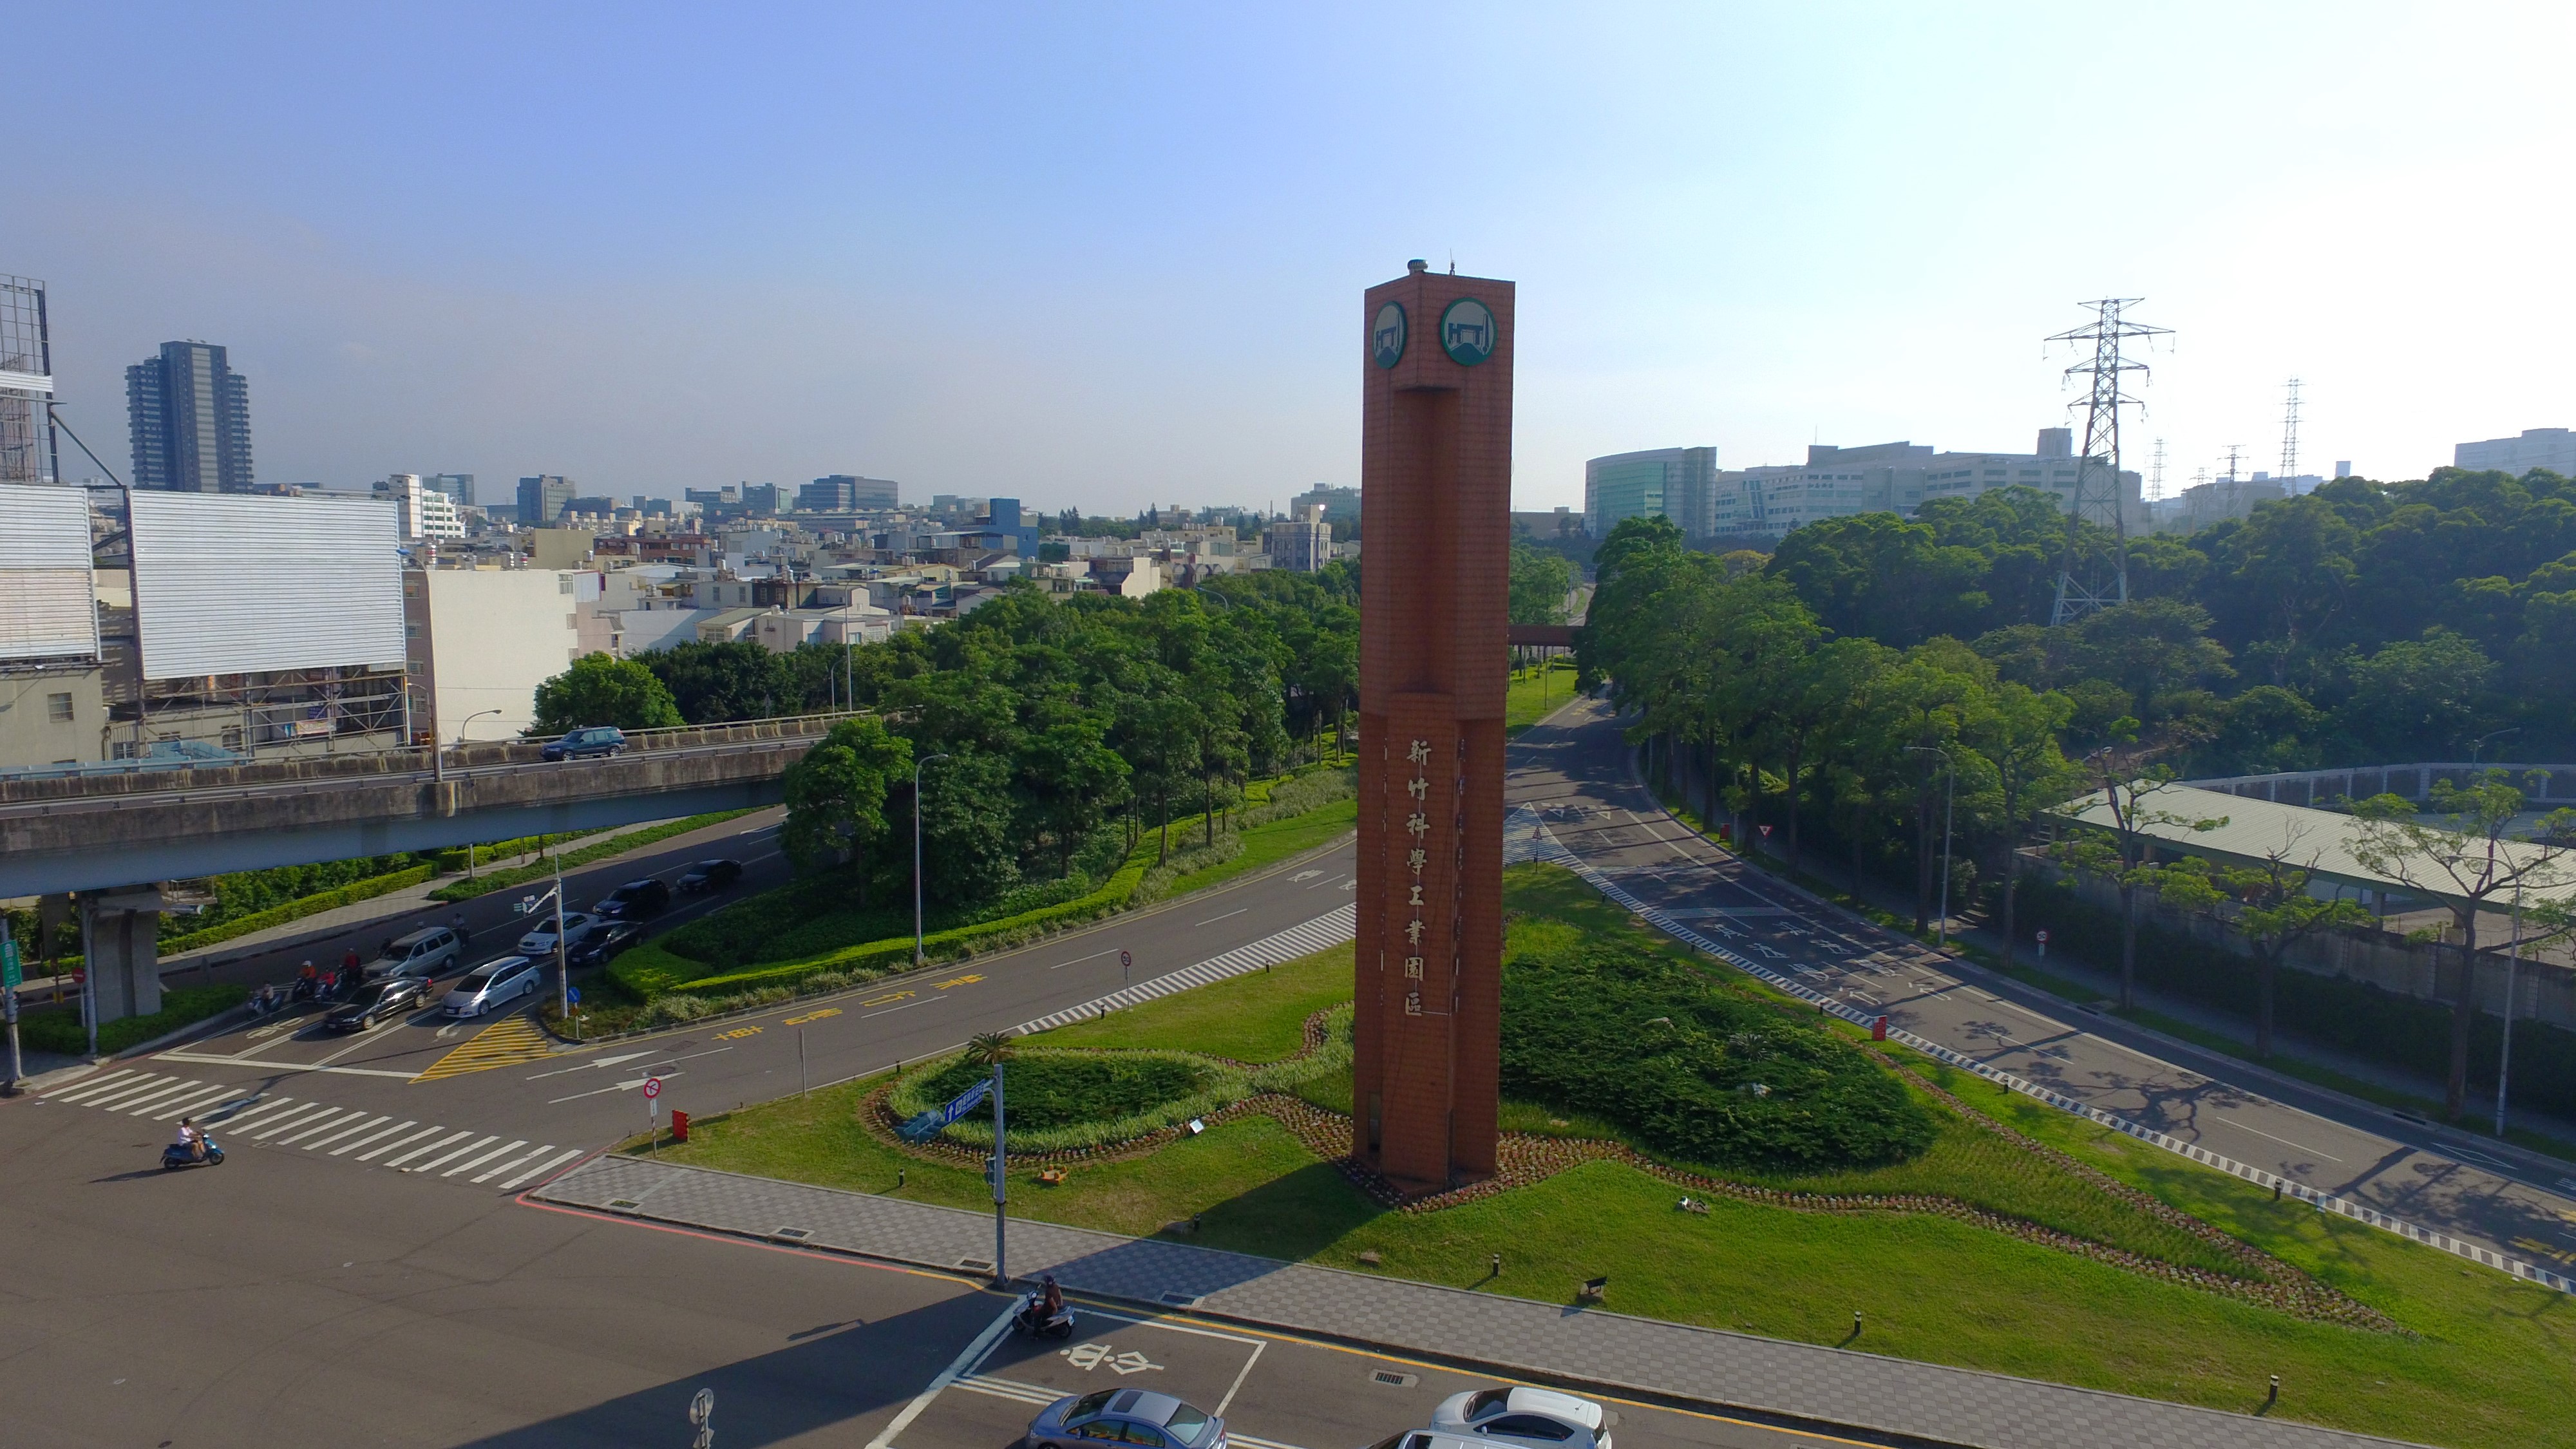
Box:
[862,998,935,1019]
[2207,1114,2344,1162]
[473,1143,560,1184]
[331,1120,419,1156]
[381,1130,472,1168]
[357,1125,447,1162]
[1048,946,1122,971]
[493,1146,586,1191]
[207,1097,301,1130]
[548,1070,685,1106]
[299,1115,393,1151]
[151,1052,418,1080]
[1194,908,1247,926]
[525,1050,657,1081]
[406,1134,500,1175]
[1212,1336,1264,1416]
[306,1027,403,1069]
[863,1299,1021,1449]
[41,1068,140,1101]
[442,1139,527,1178]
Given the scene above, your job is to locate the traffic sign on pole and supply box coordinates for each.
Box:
[642,1076,663,1100]
[1120,949,1132,983]
[1,940,19,990]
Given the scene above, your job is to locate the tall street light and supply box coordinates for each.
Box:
[2468,726,2520,766]
[1906,744,1957,949]
[913,753,952,967]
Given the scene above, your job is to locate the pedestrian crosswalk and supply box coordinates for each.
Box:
[37,1067,589,1192]
[1013,905,1354,1036]
[412,1013,557,1082]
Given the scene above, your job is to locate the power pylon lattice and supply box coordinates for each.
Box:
[2278,378,2302,488]
[2047,298,2170,625]
[2150,438,2166,502]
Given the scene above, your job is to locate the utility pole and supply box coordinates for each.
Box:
[2278,377,2303,491]
[2047,299,2171,625]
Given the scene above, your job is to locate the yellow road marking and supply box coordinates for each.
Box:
[784,1008,842,1026]
[934,974,984,990]
[412,1015,554,1082]
[714,1027,763,1041]
[860,990,914,1007]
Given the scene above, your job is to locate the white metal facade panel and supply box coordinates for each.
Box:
[127,491,406,679]
[0,482,98,660]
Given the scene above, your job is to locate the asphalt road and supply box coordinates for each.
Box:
[0,1065,1860,1449]
[26,827,1362,1205]
[1506,694,2576,1277]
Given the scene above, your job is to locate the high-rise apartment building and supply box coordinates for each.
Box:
[377,474,465,540]
[126,341,254,492]
[2455,428,2575,477]
[516,475,576,524]
[423,473,475,506]
[1584,446,1716,539]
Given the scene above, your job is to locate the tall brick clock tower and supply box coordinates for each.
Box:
[1353,260,1511,1193]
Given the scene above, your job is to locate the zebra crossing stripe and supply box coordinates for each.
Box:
[357,1125,448,1162]
[86,1076,198,1111]
[210,1097,302,1130]
[251,1105,344,1141]
[382,1130,473,1168]
[272,1110,366,1147]
[473,1143,559,1184]
[406,1133,499,1174]
[443,1139,526,1178]
[43,1068,142,1101]
[493,1146,585,1190]
[1013,906,1355,1036]
[146,1085,255,1121]
[297,1115,393,1151]
[331,1120,418,1156]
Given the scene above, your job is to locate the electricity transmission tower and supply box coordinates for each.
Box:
[2047,299,2171,625]
[2149,437,2167,501]
[2278,377,2302,489]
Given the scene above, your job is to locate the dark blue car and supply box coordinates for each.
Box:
[542,726,627,761]
[1026,1389,1226,1449]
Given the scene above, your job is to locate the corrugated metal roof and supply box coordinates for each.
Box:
[2053,783,2576,911]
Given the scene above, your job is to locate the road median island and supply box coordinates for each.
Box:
[630,860,2576,1446]
[428,810,757,902]
[580,768,1356,1036]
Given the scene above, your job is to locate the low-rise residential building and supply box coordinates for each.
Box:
[1263,506,1332,572]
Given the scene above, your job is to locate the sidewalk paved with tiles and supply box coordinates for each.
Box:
[531,1155,2423,1449]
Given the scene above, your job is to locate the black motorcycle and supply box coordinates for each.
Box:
[1011,1292,1075,1339]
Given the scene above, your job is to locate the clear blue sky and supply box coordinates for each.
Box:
[8,3,2569,512]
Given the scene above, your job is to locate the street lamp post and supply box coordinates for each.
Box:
[1907,745,1957,949]
[517,868,571,1023]
[913,753,951,967]
[2468,727,2520,766]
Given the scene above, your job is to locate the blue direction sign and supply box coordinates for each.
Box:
[899,1075,992,1142]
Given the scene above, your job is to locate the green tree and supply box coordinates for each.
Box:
[531,653,685,735]
[2335,629,2495,757]
[1018,717,1131,873]
[1961,681,2076,975]
[2154,835,2374,1059]
[2055,756,2229,1010]
[1508,541,1574,626]
[780,717,913,907]
[2351,772,2576,1119]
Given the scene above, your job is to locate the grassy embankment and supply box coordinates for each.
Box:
[658,861,2576,1448]
[1504,658,1578,735]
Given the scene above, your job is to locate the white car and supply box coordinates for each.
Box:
[446,956,544,1017]
[1428,1388,1611,1449]
[516,912,594,956]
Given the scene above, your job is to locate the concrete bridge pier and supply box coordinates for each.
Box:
[81,887,167,1023]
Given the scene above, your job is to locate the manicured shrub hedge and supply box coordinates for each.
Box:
[1501,940,1938,1172]
[2012,876,2576,1120]
[909,1053,1218,1132]
[158,866,438,956]
[15,983,248,1057]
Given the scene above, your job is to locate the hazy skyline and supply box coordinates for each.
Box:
[8,3,2571,514]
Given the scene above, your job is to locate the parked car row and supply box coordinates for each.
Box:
[1022,1385,1609,1449]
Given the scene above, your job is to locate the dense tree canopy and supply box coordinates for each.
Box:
[530,653,685,735]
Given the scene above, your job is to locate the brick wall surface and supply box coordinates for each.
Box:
[1355,265,1511,1190]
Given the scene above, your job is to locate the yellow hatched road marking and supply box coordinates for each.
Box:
[413,1015,556,1082]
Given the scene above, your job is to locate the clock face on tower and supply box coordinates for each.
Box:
[1440,298,1497,366]
[1371,302,1407,369]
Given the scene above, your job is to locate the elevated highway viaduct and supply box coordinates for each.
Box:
[0,714,857,1021]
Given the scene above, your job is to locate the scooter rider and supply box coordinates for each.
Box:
[175,1117,206,1162]
[1041,1274,1064,1322]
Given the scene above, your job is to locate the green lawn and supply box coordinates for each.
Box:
[1164,797,1358,896]
[649,861,2576,1447]
[1504,660,1577,735]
